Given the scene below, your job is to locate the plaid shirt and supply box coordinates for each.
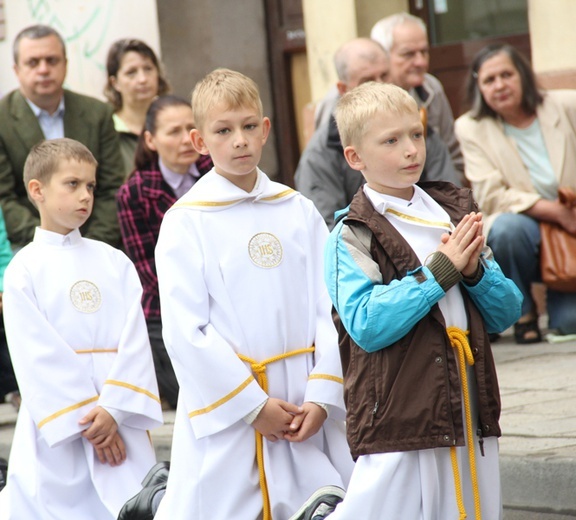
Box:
[116,155,213,319]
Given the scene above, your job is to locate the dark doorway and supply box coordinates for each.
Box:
[263,0,306,186]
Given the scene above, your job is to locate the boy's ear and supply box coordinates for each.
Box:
[190,128,209,155]
[261,117,271,144]
[27,179,44,204]
[343,145,365,172]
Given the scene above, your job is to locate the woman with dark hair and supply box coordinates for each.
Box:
[455,43,576,343]
[104,39,171,176]
[116,95,212,408]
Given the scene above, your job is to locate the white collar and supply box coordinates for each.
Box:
[33,227,82,247]
[26,96,65,118]
[171,168,297,212]
[363,184,453,232]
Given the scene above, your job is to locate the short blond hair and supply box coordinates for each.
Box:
[335,82,418,148]
[191,68,263,130]
[24,138,97,189]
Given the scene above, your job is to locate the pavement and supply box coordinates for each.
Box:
[1,327,576,519]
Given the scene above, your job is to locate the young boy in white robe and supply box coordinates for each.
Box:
[148,68,353,520]
[0,138,163,519]
[290,83,523,520]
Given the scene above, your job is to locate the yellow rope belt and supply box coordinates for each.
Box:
[237,346,315,520]
[447,327,482,520]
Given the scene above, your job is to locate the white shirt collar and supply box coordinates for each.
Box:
[33,227,82,247]
[26,96,65,118]
[172,168,297,212]
[159,158,200,198]
[363,184,453,231]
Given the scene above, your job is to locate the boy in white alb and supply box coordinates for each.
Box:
[291,83,523,520]
[152,69,353,520]
[0,138,163,519]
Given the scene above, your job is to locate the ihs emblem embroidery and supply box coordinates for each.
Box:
[248,232,283,268]
[70,280,102,313]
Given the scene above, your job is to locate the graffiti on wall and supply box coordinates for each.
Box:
[25,0,116,74]
[0,0,160,99]
[0,1,5,40]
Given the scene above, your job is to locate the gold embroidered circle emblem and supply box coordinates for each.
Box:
[70,280,102,313]
[248,232,283,268]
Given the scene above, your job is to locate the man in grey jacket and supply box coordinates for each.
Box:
[296,37,460,229]
[370,12,464,175]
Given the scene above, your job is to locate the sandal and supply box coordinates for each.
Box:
[514,319,542,344]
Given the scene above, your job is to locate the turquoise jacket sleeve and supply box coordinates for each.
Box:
[461,252,523,333]
[0,207,13,292]
[324,220,522,353]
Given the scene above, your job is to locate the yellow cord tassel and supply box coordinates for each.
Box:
[447,327,482,520]
[238,347,315,520]
[449,446,466,520]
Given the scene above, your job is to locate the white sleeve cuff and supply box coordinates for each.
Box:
[311,401,329,417]
[243,399,268,425]
[101,406,130,427]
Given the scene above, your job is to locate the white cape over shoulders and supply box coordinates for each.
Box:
[155,170,354,519]
[0,228,163,519]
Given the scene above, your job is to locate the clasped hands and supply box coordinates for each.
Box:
[437,211,484,277]
[79,405,126,467]
[252,397,327,443]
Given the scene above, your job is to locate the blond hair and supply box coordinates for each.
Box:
[335,82,418,148]
[191,68,263,130]
[24,138,97,189]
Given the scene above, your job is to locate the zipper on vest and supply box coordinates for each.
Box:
[370,401,379,426]
[477,426,485,456]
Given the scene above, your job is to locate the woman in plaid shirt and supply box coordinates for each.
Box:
[116,95,212,409]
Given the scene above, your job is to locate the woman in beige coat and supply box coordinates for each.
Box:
[455,43,576,343]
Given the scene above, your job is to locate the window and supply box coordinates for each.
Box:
[427,0,528,45]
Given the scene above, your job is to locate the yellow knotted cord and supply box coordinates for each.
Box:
[238,347,315,520]
[447,327,482,520]
[449,446,465,519]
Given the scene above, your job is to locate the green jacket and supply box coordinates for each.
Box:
[0,89,124,248]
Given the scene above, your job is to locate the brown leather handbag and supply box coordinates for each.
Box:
[540,187,576,291]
